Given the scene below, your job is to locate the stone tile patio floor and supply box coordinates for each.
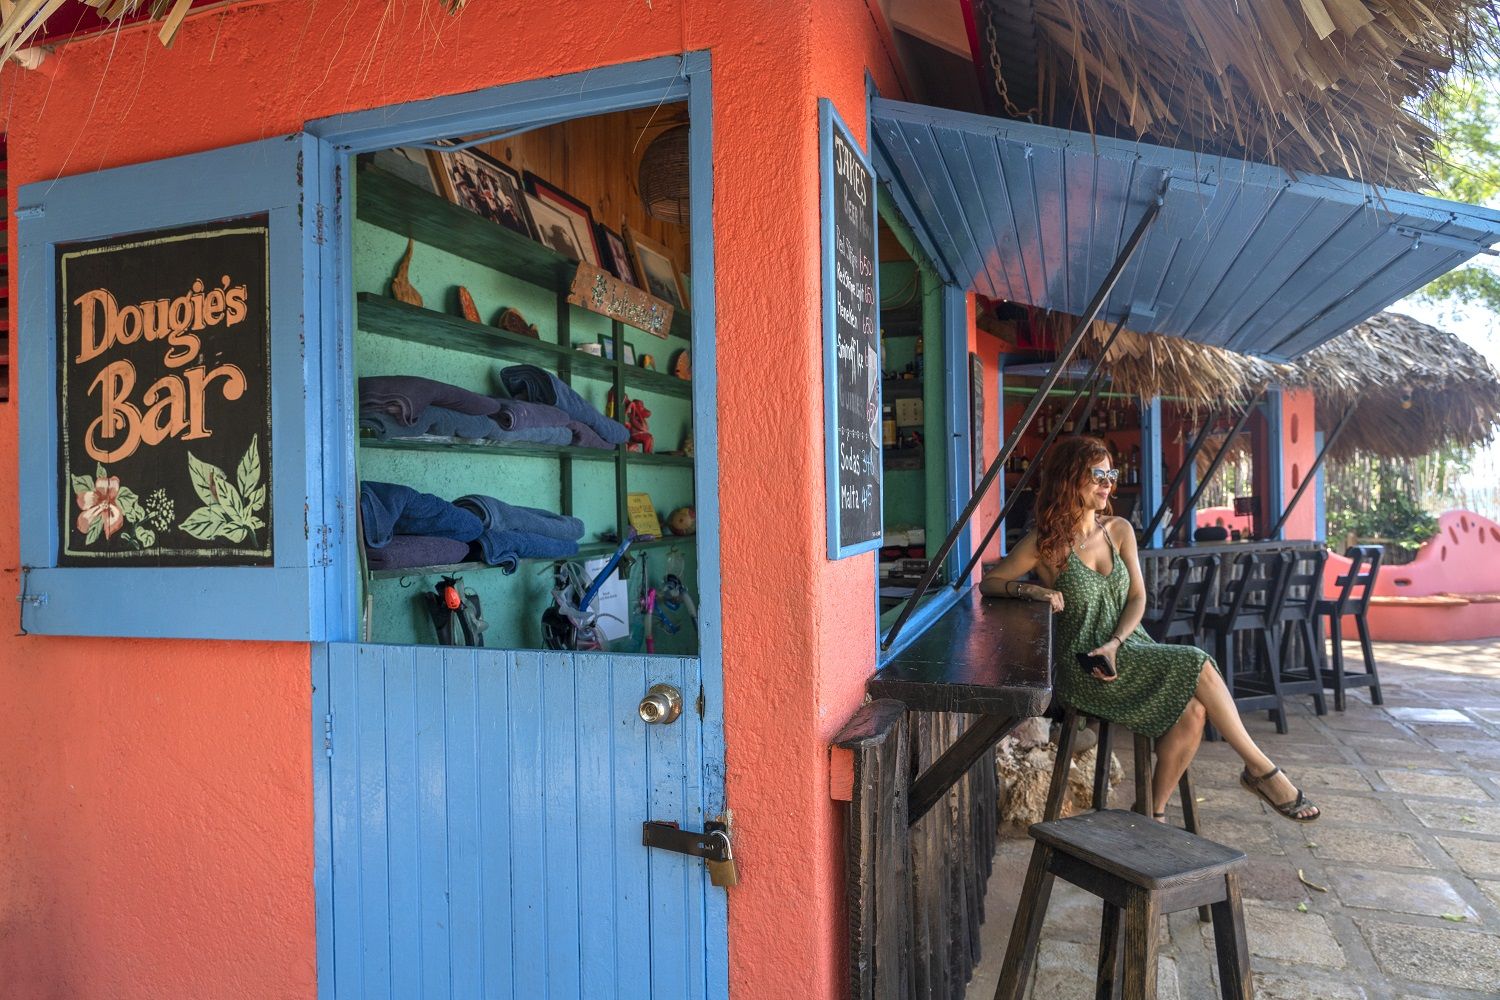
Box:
[968,639,1500,999]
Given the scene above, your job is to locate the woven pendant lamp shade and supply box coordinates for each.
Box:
[638,125,690,225]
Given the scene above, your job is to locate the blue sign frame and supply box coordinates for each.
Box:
[821,98,883,559]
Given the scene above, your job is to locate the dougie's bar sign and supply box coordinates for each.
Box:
[57,218,273,567]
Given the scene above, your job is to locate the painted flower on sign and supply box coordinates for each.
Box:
[71,464,152,549]
[75,474,124,540]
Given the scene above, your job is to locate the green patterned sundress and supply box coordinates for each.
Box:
[1051,524,1206,739]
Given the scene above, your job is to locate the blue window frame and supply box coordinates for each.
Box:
[16,134,336,639]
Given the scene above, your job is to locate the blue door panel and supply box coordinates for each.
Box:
[325,644,708,1000]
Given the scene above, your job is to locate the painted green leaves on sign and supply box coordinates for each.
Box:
[180,435,267,545]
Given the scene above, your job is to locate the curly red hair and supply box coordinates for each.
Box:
[1034,436,1113,569]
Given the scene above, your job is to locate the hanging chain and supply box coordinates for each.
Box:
[984,6,1037,121]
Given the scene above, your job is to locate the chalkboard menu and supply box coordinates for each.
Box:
[821,101,882,558]
[57,217,273,567]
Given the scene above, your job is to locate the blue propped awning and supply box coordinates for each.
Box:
[872,98,1500,360]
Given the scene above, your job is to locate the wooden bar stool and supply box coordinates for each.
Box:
[1271,548,1328,717]
[1202,550,1294,734]
[1316,545,1384,711]
[1046,704,1210,922]
[994,810,1251,1000]
[1141,553,1220,645]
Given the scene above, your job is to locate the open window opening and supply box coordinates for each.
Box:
[876,202,953,622]
[353,105,701,653]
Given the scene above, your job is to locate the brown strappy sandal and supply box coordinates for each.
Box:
[1241,766,1320,822]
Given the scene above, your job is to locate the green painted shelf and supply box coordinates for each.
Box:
[360,434,693,467]
[358,294,694,400]
[357,163,692,341]
[368,534,689,580]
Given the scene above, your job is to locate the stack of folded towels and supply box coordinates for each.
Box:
[359,371,629,450]
[360,480,586,573]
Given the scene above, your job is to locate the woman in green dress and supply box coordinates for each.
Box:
[980,436,1319,822]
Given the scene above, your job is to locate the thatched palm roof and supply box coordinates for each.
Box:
[1045,308,1500,460]
[982,0,1500,187]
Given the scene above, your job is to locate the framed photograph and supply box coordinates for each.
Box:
[525,193,598,265]
[622,344,637,365]
[598,335,616,360]
[626,227,686,309]
[525,172,603,266]
[597,224,640,288]
[368,147,439,195]
[427,142,535,240]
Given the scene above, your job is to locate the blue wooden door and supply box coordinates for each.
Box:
[319,644,713,1000]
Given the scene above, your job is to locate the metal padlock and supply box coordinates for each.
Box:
[706,829,739,888]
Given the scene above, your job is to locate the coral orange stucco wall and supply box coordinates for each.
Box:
[0,2,900,999]
[1279,390,1319,540]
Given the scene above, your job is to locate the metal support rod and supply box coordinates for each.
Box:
[1138,405,1224,543]
[954,318,1126,583]
[1072,376,1105,437]
[880,199,1162,651]
[1267,403,1355,539]
[1168,391,1263,545]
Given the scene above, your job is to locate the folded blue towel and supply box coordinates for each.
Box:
[454,493,585,542]
[360,375,500,425]
[361,405,572,446]
[492,398,573,431]
[567,420,614,449]
[471,528,579,570]
[365,534,472,571]
[498,364,629,446]
[360,481,484,549]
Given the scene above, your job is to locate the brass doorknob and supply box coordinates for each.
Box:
[638,684,683,725]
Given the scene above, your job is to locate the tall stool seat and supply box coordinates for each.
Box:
[1202,550,1294,734]
[994,810,1251,1000]
[1141,553,1220,644]
[1316,545,1384,711]
[1271,548,1329,717]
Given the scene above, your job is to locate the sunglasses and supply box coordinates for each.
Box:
[1089,468,1120,485]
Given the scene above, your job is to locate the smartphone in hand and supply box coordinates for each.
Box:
[1076,651,1117,679]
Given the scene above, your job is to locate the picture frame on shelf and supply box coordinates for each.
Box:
[622,344,637,365]
[525,171,603,266]
[597,225,640,288]
[368,147,440,195]
[524,193,598,266]
[427,142,535,240]
[626,226,686,309]
[598,335,616,360]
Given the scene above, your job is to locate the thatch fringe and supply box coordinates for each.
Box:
[1029,308,1500,461]
[1003,0,1500,187]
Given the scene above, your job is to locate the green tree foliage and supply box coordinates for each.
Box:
[1420,76,1500,310]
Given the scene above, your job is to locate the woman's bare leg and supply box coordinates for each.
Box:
[1151,698,1205,818]
[1191,659,1318,818]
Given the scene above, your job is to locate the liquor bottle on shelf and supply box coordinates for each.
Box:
[1019,454,1030,473]
[1129,445,1141,485]
[1063,414,1075,434]
[915,334,924,377]
[883,402,896,447]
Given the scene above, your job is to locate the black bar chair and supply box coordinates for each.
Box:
[1316,545,1385,711]
[1270,548,1328,717]
[1142,553,1220,645]
[1202,551,1294,735]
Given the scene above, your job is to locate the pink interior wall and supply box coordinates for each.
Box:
[0,2,901,998]
[974,322,1006,567]
[1279,390,1319,539]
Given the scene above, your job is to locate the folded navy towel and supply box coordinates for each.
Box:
[365,534,472,571]
[360,481,484,549]
[454,493,585,542]
[360,405,573,446]
[360,375,500,425]
[498,364,629,446]
[492,398,573,431]
[567,420,614,449]
[471,528,579,570]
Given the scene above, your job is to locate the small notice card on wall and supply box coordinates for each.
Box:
[57,217,273,567]
[820,99,882,559]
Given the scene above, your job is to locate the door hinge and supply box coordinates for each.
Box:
[323,712,334,758]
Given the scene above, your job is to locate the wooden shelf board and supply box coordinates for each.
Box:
[357,294,693,400]
[367,534,689,580]
[360,434,692,467]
